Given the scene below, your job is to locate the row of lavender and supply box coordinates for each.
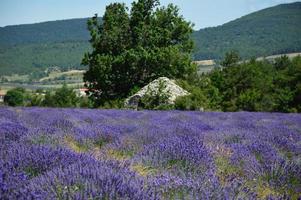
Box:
[1,107,300,199]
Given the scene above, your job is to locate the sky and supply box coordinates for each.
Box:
[0,0,299,30]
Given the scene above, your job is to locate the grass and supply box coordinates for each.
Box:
[256,184,279,199]
[94,137,112,149]
[65,135,115,154]
[166,159,188,170]
[107,149,135,161]
[39,70,84,82]
[131,164,157,177]
[64,136,90,153]
[214,156,244,185]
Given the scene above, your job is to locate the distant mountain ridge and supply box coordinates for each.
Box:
[192,2,301,59]
[0,2,301,75]
[0,18,91,46]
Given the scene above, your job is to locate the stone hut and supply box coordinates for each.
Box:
[124,77,189,109]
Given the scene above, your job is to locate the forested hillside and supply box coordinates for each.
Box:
[192,2,301,60]
[0,18,90,45]
[0,18,94,75]
[0,2,301,75]
[0,42,90,75]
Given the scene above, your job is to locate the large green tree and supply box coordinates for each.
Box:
[82,0,195,105]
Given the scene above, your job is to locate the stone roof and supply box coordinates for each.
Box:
[125,77,189,108]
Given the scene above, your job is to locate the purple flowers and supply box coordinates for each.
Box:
[0,107,300,199]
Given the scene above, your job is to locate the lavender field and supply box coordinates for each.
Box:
[1,107,301,199]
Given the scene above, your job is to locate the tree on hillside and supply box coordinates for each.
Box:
[82,0,196,106]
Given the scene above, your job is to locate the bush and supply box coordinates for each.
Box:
[4,88,26,106]
[101,99,125,109]
[79,97,94,108]
[138,79,173,110]
[42,84,79,108]
[27,94,43,107]
[174,87,207,111]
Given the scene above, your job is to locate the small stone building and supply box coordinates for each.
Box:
[124,77,189,108]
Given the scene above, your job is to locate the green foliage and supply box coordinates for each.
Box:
[78,97,94,108]
[174,80,208,111]
[175,76,223,111]
[28,93,44,107]
[83,0,196,105]
[221,50,240,67]
[54,84,78,107]
[174,53,301,113]
[101,99,125,109]
[237,89,263,111]
[214,57,276,111]
[4,88,26,106]
[42,91,56,107]
[202,54,301,112]
[272,55,301,112]
[139,79,173,110]
[174,94,202,111]
[3,85,96,108]
[42,84,79,108]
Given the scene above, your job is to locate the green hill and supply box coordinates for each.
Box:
[192,2,301,60]
[0,18,94,76]
[0,2,301,76]
[0,18,94,75]
[0,18,90,46]
[0,42,90,75]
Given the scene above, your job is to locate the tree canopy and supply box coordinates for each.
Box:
[82,0,195,106]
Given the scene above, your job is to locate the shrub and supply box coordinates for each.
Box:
[175,88,207,111]
[42,84,79,108]
[138,79,173,110]
[4,88,26,106]
[101,99,125,109]
[27,93,43,107]
[175,79,209,111]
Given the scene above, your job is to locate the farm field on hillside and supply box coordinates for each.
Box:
[1,107,301,199]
